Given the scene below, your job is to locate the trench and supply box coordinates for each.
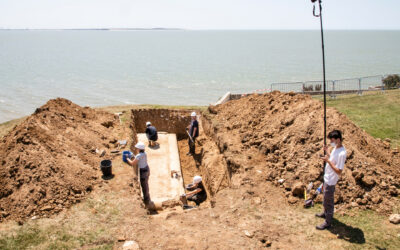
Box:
[129,108,230,210]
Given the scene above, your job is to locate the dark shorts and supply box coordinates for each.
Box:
[187,194,206,204]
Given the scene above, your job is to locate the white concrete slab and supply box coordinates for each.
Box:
[137,133,184,204]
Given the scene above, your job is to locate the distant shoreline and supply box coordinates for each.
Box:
[0,28,184,31]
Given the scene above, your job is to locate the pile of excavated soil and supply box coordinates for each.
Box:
[0,98,119,222]
[205,91,400,213]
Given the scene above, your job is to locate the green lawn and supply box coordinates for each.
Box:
[315,89,400,148]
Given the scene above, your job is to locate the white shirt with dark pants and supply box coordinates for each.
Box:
[323,146,346,225]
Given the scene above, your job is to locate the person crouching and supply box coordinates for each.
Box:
[145,121,158,147]
[180,176,207,207]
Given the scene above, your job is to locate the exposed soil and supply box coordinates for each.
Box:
[204,91,400,214]
[1,94,399,249]
[0,98,122,222]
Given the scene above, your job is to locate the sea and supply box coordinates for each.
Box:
[1,30,399,123]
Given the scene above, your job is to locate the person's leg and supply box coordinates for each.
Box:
[187,138,193,155]
[140,168,151,203]
[317,184,335,230]
[324,184,335,225]
[190,137,196,154]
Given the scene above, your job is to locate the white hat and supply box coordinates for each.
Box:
[135,142,145,150]
[146,121,151,126]
[191,112,197,117]
[193,176,202,184]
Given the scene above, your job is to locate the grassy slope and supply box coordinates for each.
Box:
[315,89,400,148]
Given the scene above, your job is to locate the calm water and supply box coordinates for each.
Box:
[1,30,400,123]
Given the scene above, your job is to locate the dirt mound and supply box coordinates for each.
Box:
[204,91,399,213]
[0,98,119,222]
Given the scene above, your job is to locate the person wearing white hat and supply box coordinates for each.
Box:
[145,121,158,147]
[186,112,199,156]
[126,142,151,204]
[180,175,207,207]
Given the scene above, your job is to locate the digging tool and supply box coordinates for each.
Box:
[186,128,195,144]
[304,183,323,208]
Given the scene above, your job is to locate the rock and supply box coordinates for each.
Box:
[123,240,140,250]
[389,186,398,196]
[361,176,375,187]
[351,202,358,208]
[278,179,285,184]
[40,205,53,211]
[371,197,382,204]
[288,196,297,204]
[389,214,400,224]
[244,230,254,238]
[384,138,391,143]
[292,182,305,197]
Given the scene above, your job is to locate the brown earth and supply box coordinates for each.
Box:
[1,94,399,249]
[0,98,122,222]
[204,91,400,214]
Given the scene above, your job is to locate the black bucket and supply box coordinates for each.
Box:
[100,160,112,177]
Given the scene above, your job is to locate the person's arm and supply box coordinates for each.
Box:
[127,157,138,166]
[321,153,345,175]
[186,188,202,197]
[192,127,197,138]
[323,145,331,157]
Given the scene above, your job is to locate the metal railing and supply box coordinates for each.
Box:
[238,74,399,97]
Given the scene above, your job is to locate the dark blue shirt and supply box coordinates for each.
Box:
[145,126,158,141]
[189,120,199,138]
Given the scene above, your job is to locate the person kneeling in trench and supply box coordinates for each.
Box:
[126,142,151,204]
[180,176,207,207]
[145,121,158,147]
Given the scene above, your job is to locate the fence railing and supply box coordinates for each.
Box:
[238,74,399,98]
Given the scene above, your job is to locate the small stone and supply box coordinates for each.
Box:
[351,202,358,208]
[118,236,126,242]
[31,216,38,220]
[291,182,305,197]
[389,214,400,224]
[123,240,140,250]
[371,197,382,204]
[265,240,272,247]
[278,179,285,184]
[288,196,297,204]
[244,230,254,238]
[40,205,53,211]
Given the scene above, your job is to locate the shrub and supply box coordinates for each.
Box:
[382,74,400,89]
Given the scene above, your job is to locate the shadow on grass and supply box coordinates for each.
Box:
[329,218,365,244]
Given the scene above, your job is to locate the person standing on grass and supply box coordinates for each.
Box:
[186,112,199,156]
[126,142,151,204]
[316,130,347,230]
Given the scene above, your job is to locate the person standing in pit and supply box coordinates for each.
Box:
[145,121,158,147]
[186,112,199,156]
[126,142,151,204]
[316,130,347,230]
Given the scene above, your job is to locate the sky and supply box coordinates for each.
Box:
[0,0,399,30]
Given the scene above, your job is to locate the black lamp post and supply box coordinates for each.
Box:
[312,0,327,150]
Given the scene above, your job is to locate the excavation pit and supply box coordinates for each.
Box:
[130,108,231,210]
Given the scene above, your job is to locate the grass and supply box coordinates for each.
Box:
[0,117,26,139]
[306,204,400,250]
[314,89,400,147]
[0,194,121,250]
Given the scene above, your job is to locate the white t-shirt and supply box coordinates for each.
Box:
[324,146,347,186]
[135,152,148,169]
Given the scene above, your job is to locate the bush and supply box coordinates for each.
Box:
[303,85,313,92]
[382,74,400,89]
[315,84,322,91]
